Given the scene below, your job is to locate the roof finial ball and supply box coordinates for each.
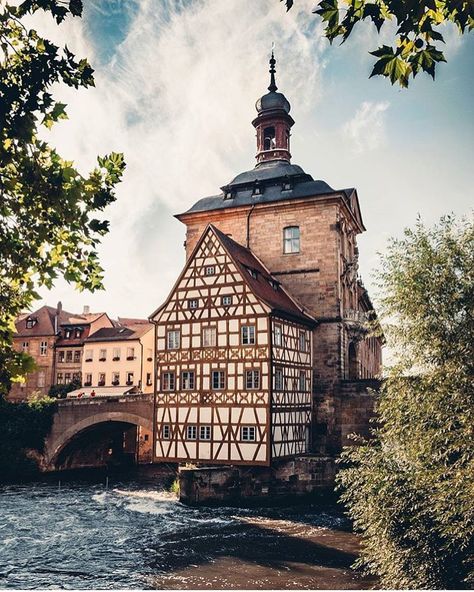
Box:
[268,48,277,92]
[252,49,294,165]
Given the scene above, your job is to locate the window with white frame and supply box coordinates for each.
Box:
[73,350,81,363]
[57,373,64,385]
[181,371,195,390]
[66,350,73,362]
[75,328,81,339]
[113,347,120,360]
[40,341,47,356]
[202,327,216,347]
[299,330,307,352]
[221,295,232,307]
[162,424,171,439]
[162,372,175,391]
[64,372,71,383]
[212,370,225,390]
[274,367,283,391]
[65,329,72,339]
[205,265,215,276]
[126,346,135,360]
[112,372,120,385]
[241,426,256,441]
[186,425,197,440]
[85,349,93,362]
[22,341,29,352]
[188,299,198,309]
[283,226,300,254]
[241,325,256,345]
[26,318,36,329]
[58,350,65,363]
[299,370,306,392]
[166,330,180,350]
[245,369,260,390]
[273,323,282,347]
[200,425,212,440]
[37,371,45,388]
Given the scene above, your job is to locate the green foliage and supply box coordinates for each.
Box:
[282,0,473,86]
[337,215,474,588]
[48,378,81,399]
[0,0,125,398]
[0,394,57,481]
[170,477,180,495]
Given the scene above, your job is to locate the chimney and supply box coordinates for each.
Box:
[55,301,62,334]
[83,305,90,315]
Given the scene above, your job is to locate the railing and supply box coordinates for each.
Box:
[344,309,369,324]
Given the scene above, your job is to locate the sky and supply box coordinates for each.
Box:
[32,0,474,320]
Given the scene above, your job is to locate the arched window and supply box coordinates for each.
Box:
[263,126,276,151]
[348,342,358,379]
[283,226,300,254]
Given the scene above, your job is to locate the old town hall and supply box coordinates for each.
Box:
[150,54,383,467]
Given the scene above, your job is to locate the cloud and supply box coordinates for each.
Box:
[342,101,390,154]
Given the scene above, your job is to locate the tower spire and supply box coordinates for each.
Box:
[268,49,277,92]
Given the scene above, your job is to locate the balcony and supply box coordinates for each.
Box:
[344,309,370,338]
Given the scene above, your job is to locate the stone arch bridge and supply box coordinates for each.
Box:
[43,394,154,471]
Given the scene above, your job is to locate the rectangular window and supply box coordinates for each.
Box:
[37,371,45,388]
[99,349,106,361]
[202,327,216,347]
[73,350,81,364]
[186,425,197,440]
[22,341,29,352]
[273,324,282,347]
[245,369,260,390]
[274,367,283,391]
[75,328,81,339]
[299,370,306,392]
[188,299,198,309]
[205,265,215,276]
[26,319,35,329]
[241,325,256,345]
[181,371,195,390]
[85,349,93,362]
[66,350,73,362]
[166,330,180,350]
[200,425,212,440]
[212,370,225,390]
[40,341,48,356]
[221,295,232,306]
[64,372,71,383]
[162,424,171,439]
[299,330,307,352]
[98,373,105,386]
[146,372,152,386]
[65,329,72,339]
[57,373,63,385]
[58,350,65,363]
[241,426,256,442]
[126,371,134,385]
[112,372,120,385]
[72,372,81,382]
[113,347,120,361]
[162,372,175,391]
[126,346,135,360]
[283,226,300,254]
[84,373,92,386]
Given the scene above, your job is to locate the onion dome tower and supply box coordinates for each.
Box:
[252,52,295,165]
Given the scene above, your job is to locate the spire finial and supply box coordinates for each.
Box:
[268,45,277,92]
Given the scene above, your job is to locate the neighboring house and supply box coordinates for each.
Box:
[151,225,315,466]
[150,54,384,465]
[10,303,73,401]
[54,310,114,387]
[80,323,154,395]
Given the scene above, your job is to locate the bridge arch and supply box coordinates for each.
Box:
[45,411,153,469]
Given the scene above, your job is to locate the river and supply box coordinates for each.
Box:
[0,474,375,590]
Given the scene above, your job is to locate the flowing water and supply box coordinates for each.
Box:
[0,475,375,590]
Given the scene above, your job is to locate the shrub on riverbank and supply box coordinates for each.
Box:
[0,395,57,481]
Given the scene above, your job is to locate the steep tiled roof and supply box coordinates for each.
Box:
[211,226,315,327]
[14,305,75,337]
[85,322,152,342]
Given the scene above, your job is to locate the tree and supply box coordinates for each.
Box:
[48,378,81,399]
[282,0,473,87]
[0,0,125,397]
[337,215,474,588]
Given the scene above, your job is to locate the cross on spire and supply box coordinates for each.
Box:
[268,50,277,92]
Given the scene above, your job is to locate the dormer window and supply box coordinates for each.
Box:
[26,318,36,329]
[247,267,258,279]
[263,126,276,151]
[252,181,262,196]
[282,176,292,191]
[65,329,72,339]
[74,328,81,338]
[224,190,234,200]
[268,279,279,291]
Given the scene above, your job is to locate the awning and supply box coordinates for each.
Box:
[66,386,140,399]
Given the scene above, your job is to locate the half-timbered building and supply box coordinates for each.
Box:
[151,225,314,466]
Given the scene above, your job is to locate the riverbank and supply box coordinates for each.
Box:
[0,475,376,589]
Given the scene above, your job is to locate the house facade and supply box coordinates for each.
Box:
[150,54,384,465]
